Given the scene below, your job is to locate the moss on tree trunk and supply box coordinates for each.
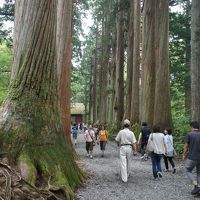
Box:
[0,93,85,199]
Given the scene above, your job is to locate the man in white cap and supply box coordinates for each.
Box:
[115,119,137,183]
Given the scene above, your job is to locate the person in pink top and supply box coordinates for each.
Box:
[84,124,96,159]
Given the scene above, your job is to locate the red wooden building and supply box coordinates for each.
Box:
[71,103,85,125]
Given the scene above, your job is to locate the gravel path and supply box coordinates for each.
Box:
[75,133,199,200]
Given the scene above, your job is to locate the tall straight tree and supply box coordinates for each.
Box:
[114,0,125,123]
[110,31,117,122]
[141,0,172,129]
[126,0,134,120]
[191,0,200,121]
[57,0,73,138]
[0,0,83,197]
[100,2,111,124]
[92,24,99,123]
[130,0,140,124]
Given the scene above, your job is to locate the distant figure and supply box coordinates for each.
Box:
[183,121,200,196]
[163,128,176,173]
[72,123,78,145]
[84,125,96,159]
[98,125,108,157]
[94,125,100,140]
[138,122,151,159]
[79,123,83,130]
[147,125,166,180]
[115,119,137,183]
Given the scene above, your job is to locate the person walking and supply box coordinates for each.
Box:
[98,125,108,157]
[183,121,200,196]
[138,122,151,159]
[71,123,78,145]
[115,119,137,183]
[84,125,96,159]
[147,125,166,180]
[163,128,176,173]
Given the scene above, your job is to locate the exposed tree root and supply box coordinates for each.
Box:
[0,161,69,200]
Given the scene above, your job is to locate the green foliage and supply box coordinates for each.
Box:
[0,0,15,21]
[106,122,121,140]
[0,43,12,105]
[130,123,140,141]
[72,0,89,62]
[169,0,192,152]
[0,0,14,46]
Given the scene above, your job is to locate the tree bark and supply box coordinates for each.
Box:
[191,0,200,121]
[115,0,124,123]
[127,0,134,120]
[92,24,98,123]
[141,0,172,129]
[57,0,73,139]
[110,32,117,123]
[130,0,140,124]
[153,0,172,129]
[0,0,84,198]
[141,0,156,127]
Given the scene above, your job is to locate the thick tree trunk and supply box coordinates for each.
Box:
[0,1,84,198]
[141,0,172,129]
[130,0,140,124]
[115,0,124,123]
[153,0,172,129]
[141,0,156,127]
[11,0,29,79]
[191,0,200,121]
[57,0,72,139]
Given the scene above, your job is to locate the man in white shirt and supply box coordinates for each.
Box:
[115,119,137,183]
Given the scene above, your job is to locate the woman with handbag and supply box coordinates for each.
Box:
[163,128,176,173]
[84,125,96,159]
[147,125,167,180]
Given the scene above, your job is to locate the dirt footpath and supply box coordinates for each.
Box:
[75,133,198,200]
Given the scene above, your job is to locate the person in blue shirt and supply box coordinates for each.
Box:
[72,123,78,145]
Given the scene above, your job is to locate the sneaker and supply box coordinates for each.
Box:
[86,154,89,157]
[164,169,169,172]
[157,172,162,178]
[153,178,159,181]
[191,185,200,195]
[172,168,176,174]
[90,155,93,159]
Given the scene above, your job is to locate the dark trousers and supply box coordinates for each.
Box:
[100,141,107,151]
[140,142,147,156]
[86,142,93,152]
[163,155,175,170]
[151,152,163,178]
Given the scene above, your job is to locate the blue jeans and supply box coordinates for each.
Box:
[150,152,163,178]
[185,159,200,185]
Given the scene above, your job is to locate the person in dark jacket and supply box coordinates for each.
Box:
[183,121,200,196]
[138,122,151,158]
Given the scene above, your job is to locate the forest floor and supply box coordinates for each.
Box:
[75,132,199,200]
